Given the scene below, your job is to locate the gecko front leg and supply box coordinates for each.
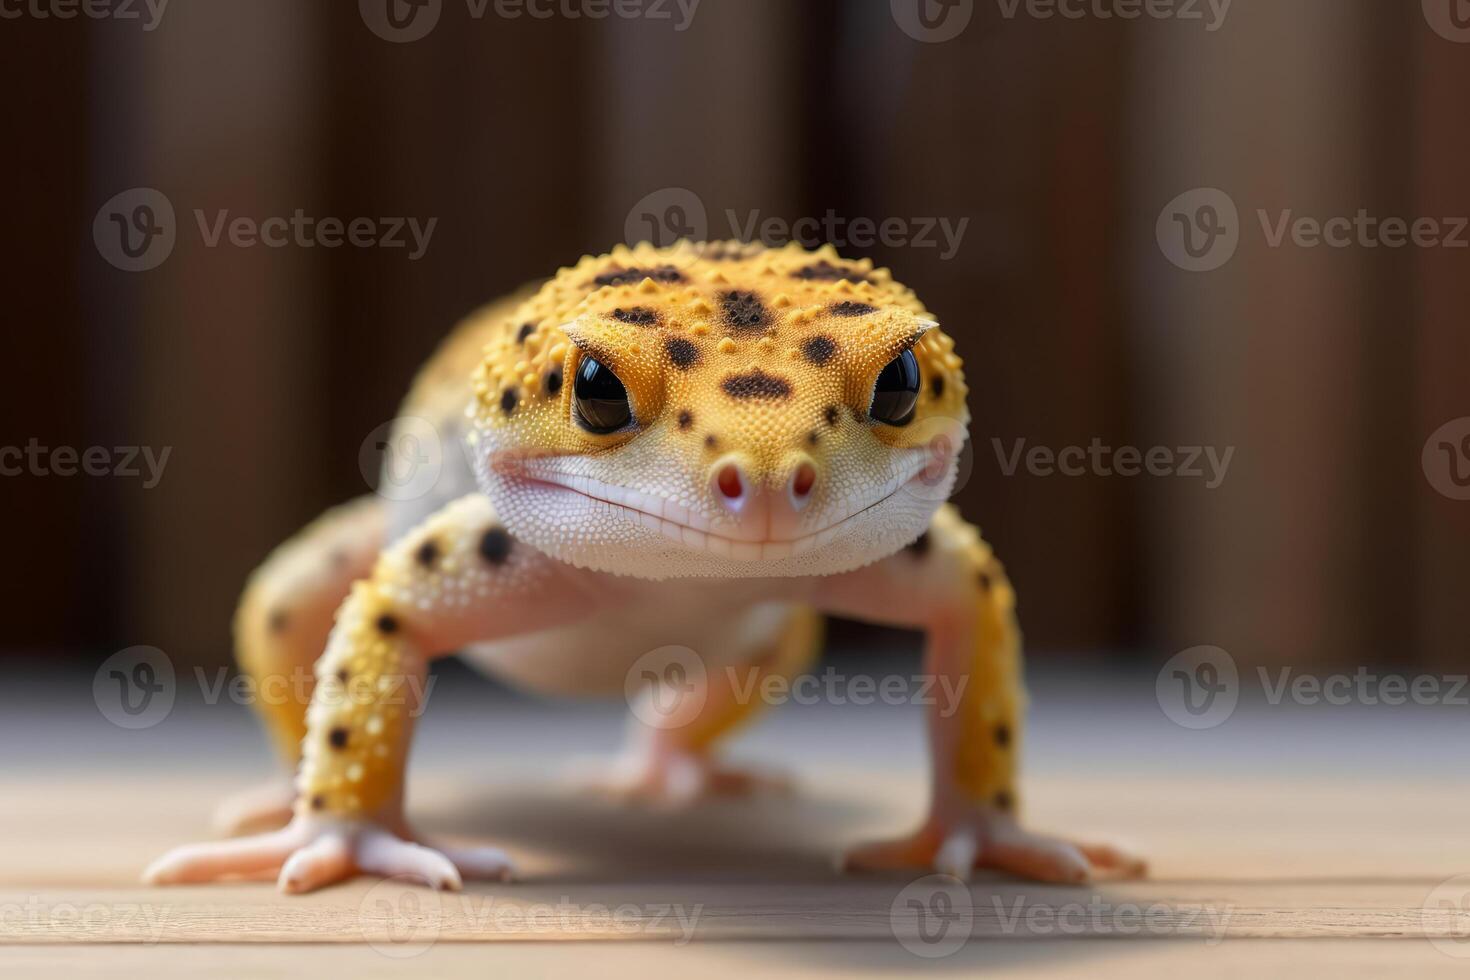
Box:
[144,494,602,893]
[814,505,1146,883]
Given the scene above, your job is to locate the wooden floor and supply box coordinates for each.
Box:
[4,657,1470,976]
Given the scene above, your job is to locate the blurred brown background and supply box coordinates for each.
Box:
[2,0,1467,670]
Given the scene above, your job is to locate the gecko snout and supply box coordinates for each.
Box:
[709,455,820,540]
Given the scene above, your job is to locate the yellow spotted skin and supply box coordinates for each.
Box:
[934,505,1026,812]
[463,240,965,467]
[294,494,563,819]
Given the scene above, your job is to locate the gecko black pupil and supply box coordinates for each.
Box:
[869,349,921,426]
[573,355,633,433]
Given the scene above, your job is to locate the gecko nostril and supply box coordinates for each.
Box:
[715,462,745,502]
[791,462,817,499]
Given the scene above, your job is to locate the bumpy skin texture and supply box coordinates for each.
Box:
[145,242,1144,894]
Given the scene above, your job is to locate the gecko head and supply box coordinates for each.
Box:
[468,241,969,580]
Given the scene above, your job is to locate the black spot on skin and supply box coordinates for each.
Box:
[720,290,770,331]
[480,527,512,565]
[268,610,289,633]
[793,261,870,283]
[823,405,841,427]
[721,369,792,400]
[612,306,658,326]
[545,367,563,396]
[830,301,877,318]
[978,571,993,592]
[677,410,694,431]
[328,727,349,750]
[807,430,820,447]
[593,265,684,288]
[993,790,1014,812]
[330,550,349,569]
[376,613,399,635]
[310,795,325,811]
[802,335,837,366]
[415,539,439,569]
[335,668,349,684]
[704,434,719,449]
[931,375,946,399]
[994,723,1011,748]
[500,388,518,415]
[665,336,700,369]
[516,322,535,344]
[906,531,930,557]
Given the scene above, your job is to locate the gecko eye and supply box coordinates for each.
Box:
[868,349,920,426]
[573,355,633,433]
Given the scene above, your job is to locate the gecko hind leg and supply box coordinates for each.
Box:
[577,606,822,807]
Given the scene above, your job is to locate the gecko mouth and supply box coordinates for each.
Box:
[496,453,933,562]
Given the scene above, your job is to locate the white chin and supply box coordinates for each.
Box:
[477,470,950,580]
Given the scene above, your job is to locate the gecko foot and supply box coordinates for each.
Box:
[840,812,1146,884]
[571,748,792,808]
[144,816,515,894]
